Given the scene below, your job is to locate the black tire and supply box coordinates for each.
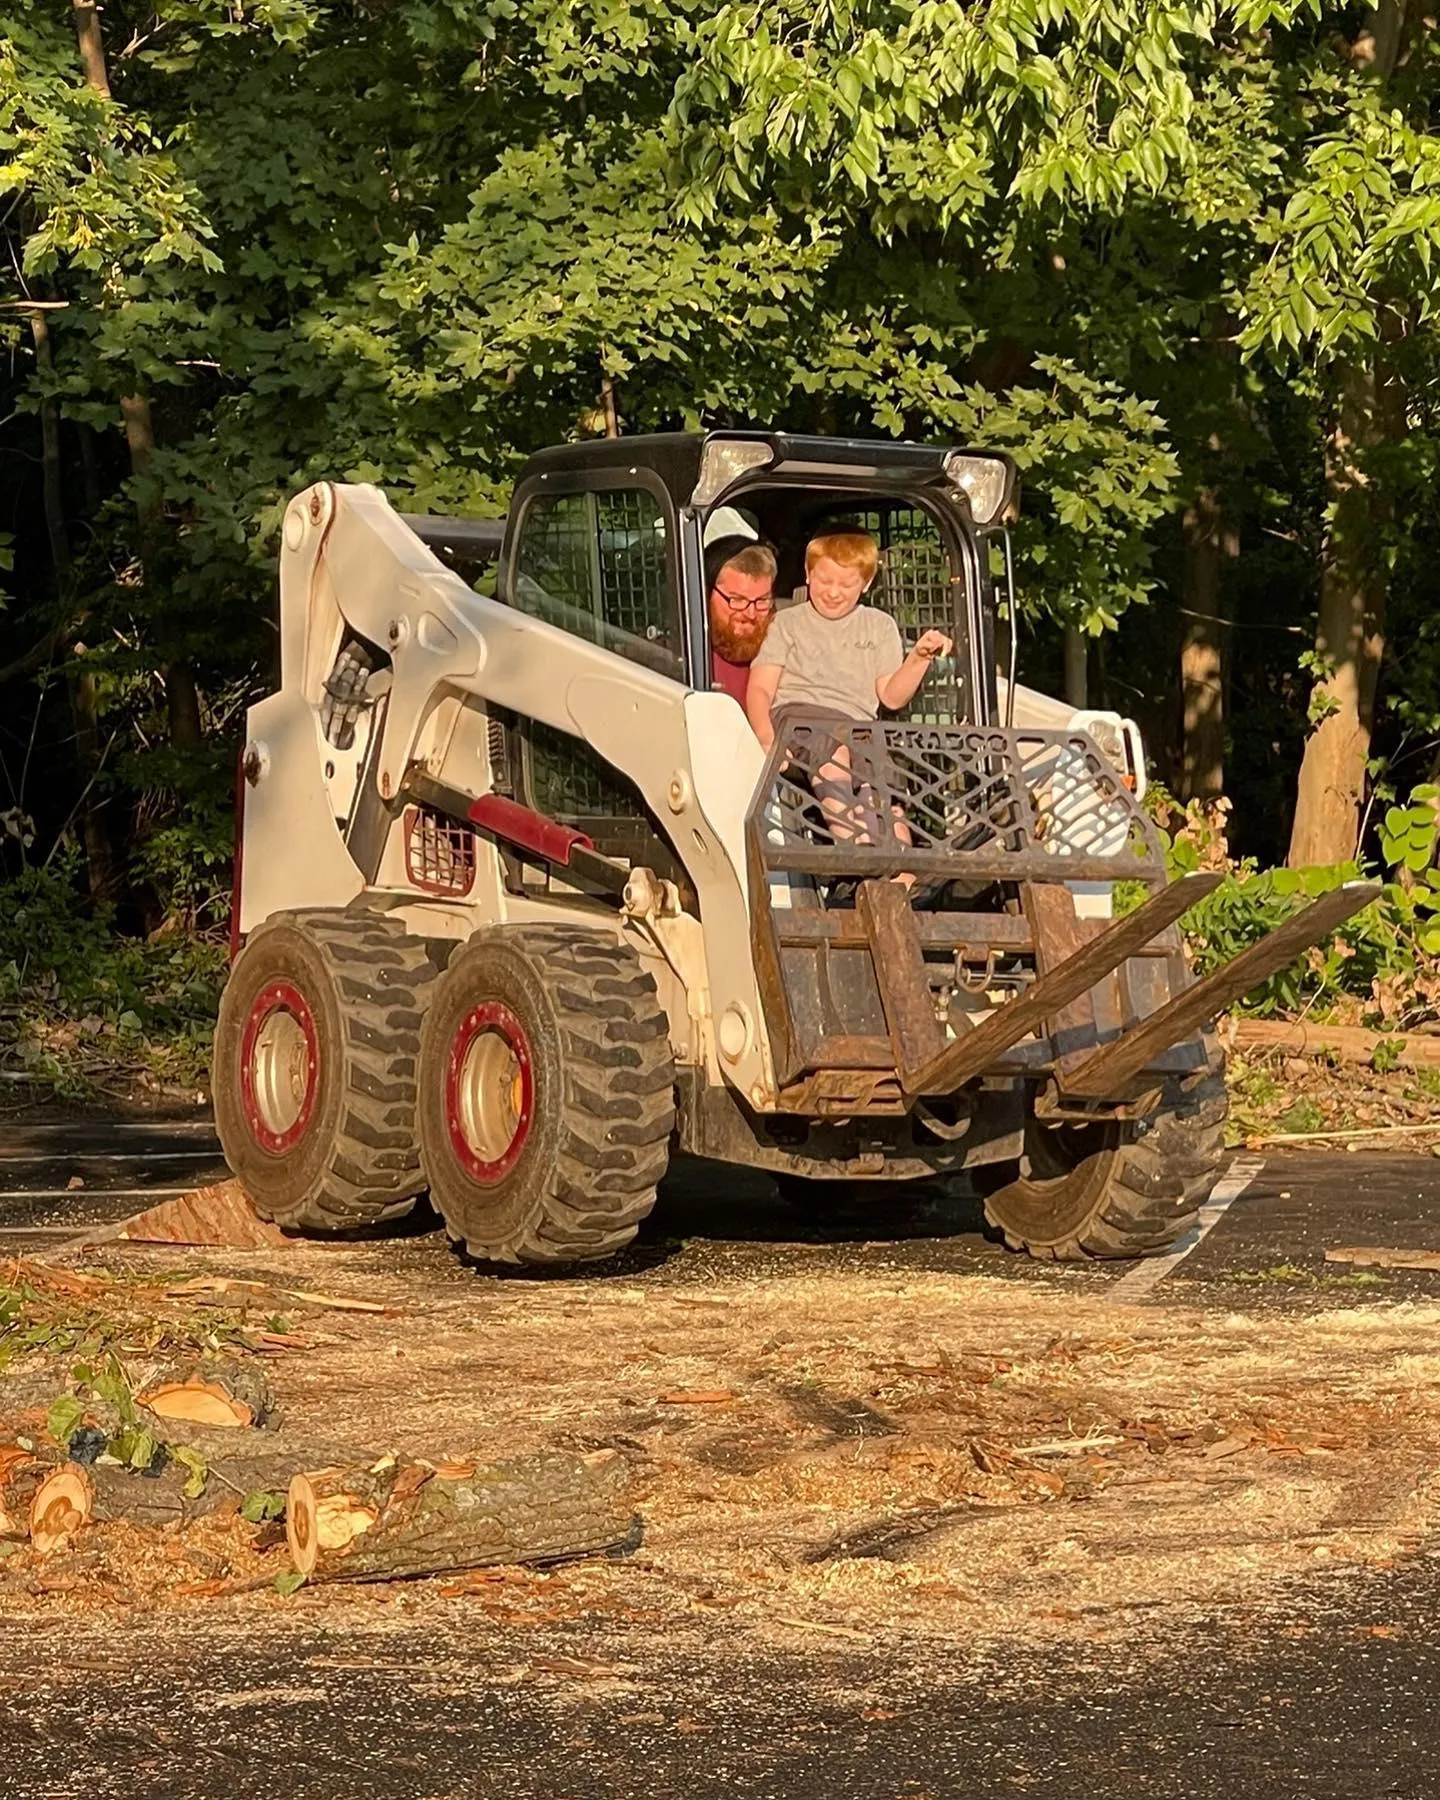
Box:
[980,1045,1229,1261]
[417,925,675,1266]
[213,909,436,1231]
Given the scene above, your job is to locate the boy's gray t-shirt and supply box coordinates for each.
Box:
[753,602,903,720]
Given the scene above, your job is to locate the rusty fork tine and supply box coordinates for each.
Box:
[904,871,1224,1096]
[1060,879,1382,1099]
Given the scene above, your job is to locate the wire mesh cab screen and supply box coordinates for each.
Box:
[506,483,678,860]
[779,503,969,725]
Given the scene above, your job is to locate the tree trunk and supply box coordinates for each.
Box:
[73,10,200,770]
[1063,626,1087,709]
[1179,486,1235,801]
[1287,1,1408,868]
[70,0,112,97]
[165,662,204,749]
[1287,346,1397,866]
[286,1450,636,1583]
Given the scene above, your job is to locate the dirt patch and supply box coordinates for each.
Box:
[5,1233,1440,1656]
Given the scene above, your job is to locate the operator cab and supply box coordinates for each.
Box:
[490,431,1018,868]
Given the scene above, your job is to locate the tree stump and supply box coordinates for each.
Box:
[287,1449,636,1583]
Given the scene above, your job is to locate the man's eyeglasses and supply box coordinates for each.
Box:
[712,585,775,615]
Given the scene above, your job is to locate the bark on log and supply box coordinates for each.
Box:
[135,1360,274,1429]
[287,1450,636,1583]
[1229,1017,1440,1069]
[91,1180,292,1251]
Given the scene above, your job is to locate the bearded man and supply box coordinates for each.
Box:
[704,536,777,708]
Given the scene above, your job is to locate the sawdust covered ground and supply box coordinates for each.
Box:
[6,1219,1440,1665]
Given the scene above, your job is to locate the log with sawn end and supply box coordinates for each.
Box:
[286,1449,638,1583]
[25,1451,314,1546]
[135,1359,275,1430]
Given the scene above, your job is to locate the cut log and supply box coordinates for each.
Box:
[29,1463,93,1554]
[24,1450,316,1541]
[1230,1018,1440,1070]
[0,1446,50,1538]
[135,1361,274,1429]
[287,1450,637,1584]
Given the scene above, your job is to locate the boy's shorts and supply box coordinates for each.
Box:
[771,704,902,811]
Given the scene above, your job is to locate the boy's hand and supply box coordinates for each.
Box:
[912,630,953,662]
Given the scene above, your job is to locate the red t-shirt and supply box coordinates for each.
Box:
[711,650,750,706]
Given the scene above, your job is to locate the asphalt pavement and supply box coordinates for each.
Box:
[5,1120,1440,1796]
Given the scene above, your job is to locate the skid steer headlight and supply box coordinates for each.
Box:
[693,439,775,506]
[943,453,1013,528]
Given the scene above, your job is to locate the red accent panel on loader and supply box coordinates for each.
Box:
[467,794,593,867]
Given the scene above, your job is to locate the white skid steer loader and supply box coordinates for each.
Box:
[216,433,1375,1265]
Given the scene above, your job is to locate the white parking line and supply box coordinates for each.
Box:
[0,1119,216,1135]
[1110,1156,1266,1302]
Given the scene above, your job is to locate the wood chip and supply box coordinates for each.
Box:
[1012,1434,1126,1458]
[771,1615,873,1643]
[1203,1434,1253,1460]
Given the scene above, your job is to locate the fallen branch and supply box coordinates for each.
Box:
[163,1276,390,1315]
[1231,1019,1440,1070]
[1247,1121,1440,1146]
[1324,1246,1440,1273]
[1012,1434,1126,1459]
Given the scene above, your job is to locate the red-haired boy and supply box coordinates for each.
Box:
[745,532,952,885]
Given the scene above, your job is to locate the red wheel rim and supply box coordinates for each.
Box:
[239,980,320,1155]
[445,1000,534,1185]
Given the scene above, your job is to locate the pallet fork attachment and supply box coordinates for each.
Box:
[864,872,1224,1097]
[1061,879,1382,1099]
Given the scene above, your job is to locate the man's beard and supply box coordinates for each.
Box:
[711,608,770,665]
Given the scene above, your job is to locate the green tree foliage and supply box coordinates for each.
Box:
[0,0,1439,944]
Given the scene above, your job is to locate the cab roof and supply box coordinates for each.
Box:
[518,431,968,512]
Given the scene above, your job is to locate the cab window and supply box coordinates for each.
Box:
[511,487,679,679]
[506,484,681,867]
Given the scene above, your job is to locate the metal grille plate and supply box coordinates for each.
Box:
[752,721,1165,884]
[404,805,477,897]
